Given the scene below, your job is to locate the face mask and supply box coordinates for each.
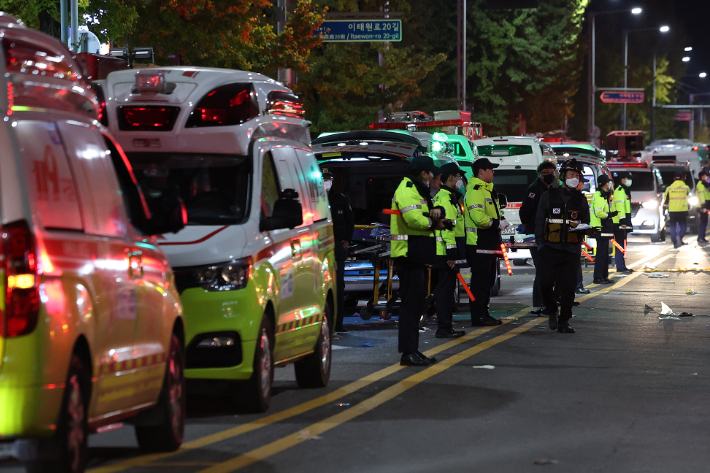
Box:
[565,178,579,189]
[455,178,464,190]
[625,180,632,187]
[325,181,333,191]
[542,174,555,185]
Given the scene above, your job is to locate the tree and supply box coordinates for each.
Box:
[0,0,56,30]
[297,0,445,134]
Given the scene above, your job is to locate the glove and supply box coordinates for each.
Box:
[608,210,618,218]
[499,220,510,232]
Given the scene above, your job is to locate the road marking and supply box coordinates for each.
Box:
[627,248,667,269]
[197,318,546,473]
[89,324,506,473]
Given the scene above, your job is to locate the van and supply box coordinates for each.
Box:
[0,15,186,472]
[99,67,336,412]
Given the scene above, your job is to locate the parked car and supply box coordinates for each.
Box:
[0,15,186,473]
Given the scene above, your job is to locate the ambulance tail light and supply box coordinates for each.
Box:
[135,71,166,93]
[117,106,180,131]
[194,257,252,292]
[2,220,40,338]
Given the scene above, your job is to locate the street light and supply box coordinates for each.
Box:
[622,25,670,130]
[685,46,693,52]
[701,73,708,78]
[587,7,643,143]
[682,57,691,62]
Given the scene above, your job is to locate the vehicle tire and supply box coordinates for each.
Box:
[26,355,89,473]
[490,264,501,297]
[513,258,527,266]
[237,315,274,412]
[651,229,661,242]
[294,303,332,388]
[135,334,185,453]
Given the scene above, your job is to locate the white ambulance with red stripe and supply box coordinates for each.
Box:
[97,67,337,412]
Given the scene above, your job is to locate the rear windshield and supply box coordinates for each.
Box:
[320,161,409,225]
[657,169,693,188]
[553,146,601,158]
[626,171,656,192]
[126,152,250,225]
[492,170,538,202]
[478,145,533,157]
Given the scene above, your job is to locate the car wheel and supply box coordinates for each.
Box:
[26,355,88,473]
[237,315,273,412]
[135,334,186,452]
[294,302,332,388]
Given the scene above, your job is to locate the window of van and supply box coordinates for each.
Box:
[185,83,260,128]
[478,145,533,157]
[261,153,280,219]
[626,171,655,192]
[492,169,538,203]
[126,153,250,225]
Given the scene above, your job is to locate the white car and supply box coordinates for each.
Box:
[642,139,701,177]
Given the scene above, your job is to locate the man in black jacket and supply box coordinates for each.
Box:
[323,171,355,334]
[519,160,557,314]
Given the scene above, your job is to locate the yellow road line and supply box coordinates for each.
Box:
[89,324,509,473]
[197,318,546,473]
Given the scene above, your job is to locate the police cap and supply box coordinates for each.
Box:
[472,158,499,176]
[410,155,440,176]
[439,162,463,182]
[598,174,611,187]
[322,171,334,180]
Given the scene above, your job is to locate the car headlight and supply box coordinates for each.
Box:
[688,196,699,206]
[641,200,659,209]
[194,257,252,291]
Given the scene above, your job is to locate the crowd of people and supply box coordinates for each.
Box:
[326,156,707,367]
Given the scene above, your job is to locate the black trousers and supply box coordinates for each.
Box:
[593,237,609,280]
[394,258,427,354]
[538,246,578,323]
[699,211,708,241]
[613,227,628,271]
[466,251,497,322]
[334,244,347,330]
[529,246,543,308]
[434,266,458,330]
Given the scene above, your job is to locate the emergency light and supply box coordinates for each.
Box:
[135,71,166,93]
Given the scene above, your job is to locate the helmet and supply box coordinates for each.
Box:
[560,158,584,175]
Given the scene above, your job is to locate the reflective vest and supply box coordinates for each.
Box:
[611,185,629,224]
[664,180,690,212]
[464,177,502,253]
[542,187,586,244]
[390,177,436,262]
[434,186,465,262]
[697,181,709,208]
[590,190,614,237]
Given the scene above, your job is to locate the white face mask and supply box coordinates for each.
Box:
[455,178,463,189]
[565,178,579,189]
[325,180,333,191]
[625,180,632,187]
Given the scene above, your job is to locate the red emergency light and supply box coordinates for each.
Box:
[118,106,180,131]
[607,162,647,167]
[369,119,470,130]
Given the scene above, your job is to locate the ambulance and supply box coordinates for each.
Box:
[97,67,336,412]
[0,15,186,472]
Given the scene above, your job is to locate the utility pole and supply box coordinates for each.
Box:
[622,30,628,130]
[60,0,67,46]
[651,52,657,142]
[277,0,293,85]
[587,12,597,144]
[70,0,78,51]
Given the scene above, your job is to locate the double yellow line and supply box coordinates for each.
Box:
[91,265,650,473]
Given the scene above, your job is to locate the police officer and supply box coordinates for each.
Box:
[535,159,591,333]
[519,161,557,314]
[465,158,508,327]
[590,175,616,284]
[391,155,448,366]
[323,171,354,333]
[433,163,466,339]
[612,172,632,273]
[664,171,691,248]
[696,171,709,243]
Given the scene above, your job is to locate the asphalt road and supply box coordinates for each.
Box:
[3,235,710,472]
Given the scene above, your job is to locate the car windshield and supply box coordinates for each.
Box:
[553,145,601,158]
[492,170,538,202]
[126,152,250,225]
[657,168,693,188]
[478,144,534,157]
[649,139,693,148]
[626,171,655,192]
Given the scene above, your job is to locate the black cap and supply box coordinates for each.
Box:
[472,158,499,175]
[598,174,611,187]
[439,162,463,181]
[410,155,440,175]
[674,171,683,179]
[700,170,707,179]
[322,171,334,180]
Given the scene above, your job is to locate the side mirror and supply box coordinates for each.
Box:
[260,189,303,232]
[659,184,667,192]
[498,193,508,209]
[143,196,187,235]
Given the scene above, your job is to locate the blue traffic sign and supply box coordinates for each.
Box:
[600,91,645,104]
[315,20,402,42]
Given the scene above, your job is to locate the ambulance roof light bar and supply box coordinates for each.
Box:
[135,71,166,93]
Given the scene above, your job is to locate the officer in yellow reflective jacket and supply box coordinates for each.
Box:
[590,174,616,284]
[664,172,691,248]
[391,155,448,366]
[611,171,632,273]
[696,170,709,243]
[433,163,466,339]
[465,158,508,327]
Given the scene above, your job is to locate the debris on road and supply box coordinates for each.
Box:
[686,289,700,295]
[338,403,350,407]
[295,430,322,440]
[473,365,495,369]
[648,273,669,278]
[644,304,654,310]
[659,316,681,321]
[361,343,372,347]
[660,302,674,315]
[678,312,694,317]
[534,459,559,465]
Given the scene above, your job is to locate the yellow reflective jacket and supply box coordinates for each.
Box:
[611,185,629,224]
[697,181,709,208]
[590,190,610,229]
[390,177,435,260]
[464,177,502,251]
[434,186,465,260]
[664,179,690,212]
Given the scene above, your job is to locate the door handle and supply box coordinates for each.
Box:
[127,250,144,278]
[291,240,302,261]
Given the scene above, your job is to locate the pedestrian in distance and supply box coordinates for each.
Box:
[390,155,450,366]
[465,158,509,327]
[535,158,592,334]
[433,163,467,339]
[519,160,557,315]
[664,171,691,249]
[611,171,633,273]
[696,170,710,243]
[322,171,355,334]
[590,174,616,284]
